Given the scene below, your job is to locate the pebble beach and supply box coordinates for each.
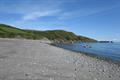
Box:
[0,38,120,80]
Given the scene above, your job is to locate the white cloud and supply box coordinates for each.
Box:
[22,10,61,20]
[0,0,61,14]
[0,0,63,23]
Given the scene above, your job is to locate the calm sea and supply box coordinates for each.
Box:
[54,42,120,62]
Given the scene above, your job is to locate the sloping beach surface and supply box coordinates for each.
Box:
[0,39,120,80]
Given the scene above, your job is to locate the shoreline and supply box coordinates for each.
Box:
[51,43,120,66]
[0,38,120,80]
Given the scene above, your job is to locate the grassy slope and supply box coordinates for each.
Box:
[26,30,78,41]
[0,24,97,42]
[0,24,43,39]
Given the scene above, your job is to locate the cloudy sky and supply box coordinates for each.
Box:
[0,0,120,41]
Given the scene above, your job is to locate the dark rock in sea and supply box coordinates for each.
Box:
[99,41,114,43]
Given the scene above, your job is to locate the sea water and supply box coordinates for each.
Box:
[54,42,120,62]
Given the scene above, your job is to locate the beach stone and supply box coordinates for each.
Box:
[25,73,29,76]
[108,75,112,78]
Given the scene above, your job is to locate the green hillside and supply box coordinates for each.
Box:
[0,24,43,39]
[0,24,97,42]
[26,30,78,42]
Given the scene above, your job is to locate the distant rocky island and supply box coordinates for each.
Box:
[98,41,114,43]
[0,24,97,43]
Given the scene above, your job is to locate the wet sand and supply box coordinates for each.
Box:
[0,39,120,80]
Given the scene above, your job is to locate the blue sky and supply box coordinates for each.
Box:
[0,0,120,41]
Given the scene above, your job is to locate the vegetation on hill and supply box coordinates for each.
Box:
[0,24,97,42]
[0,24,43,39]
